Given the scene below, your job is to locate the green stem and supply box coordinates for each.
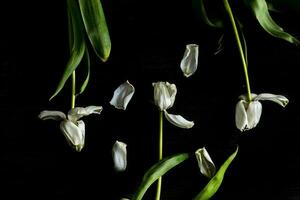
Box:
[155,111,163,200]
[223,0,252,101]
[71,71,76,109]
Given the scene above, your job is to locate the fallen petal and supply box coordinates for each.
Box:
[38,110,66,121]
[180,44,199,77]
[164,111,194,129]
[195,147,216,178]
[112,140,127,171]
[110,80,135,110]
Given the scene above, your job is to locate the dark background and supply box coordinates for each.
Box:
[1,1,300,199]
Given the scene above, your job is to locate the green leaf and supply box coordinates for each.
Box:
[193,0,223,28]
[78,48,90,95]
[50,0,86,100]
[79,0,111,62]
[245,0,300,45]
[193,146,239,200]
[131,153,189,200]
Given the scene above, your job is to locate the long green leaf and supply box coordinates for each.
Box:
[131,153,189,200]
[50,0,86,100]
[245,0,300,45]
[193,146,239,200]
[79,0,111,62]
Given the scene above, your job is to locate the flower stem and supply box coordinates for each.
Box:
[155,111,163,200]
[223,0,252,101]
[71,71,76,109]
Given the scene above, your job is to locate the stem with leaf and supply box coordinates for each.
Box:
[223,0,252,101]
[156,111,164,200]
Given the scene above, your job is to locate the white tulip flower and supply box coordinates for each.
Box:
[110,80,135,110]
[180,44,199,78]
[39,106,103,152]
[235,93,289,132]
[112,140,127,172]
[195,147,216,178]
[153,81,194,129]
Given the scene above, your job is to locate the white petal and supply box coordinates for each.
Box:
[76,120,85,152]
[110,80,135,110]
[60,120,85,152]
[38,110,66,121]
[195,147,216,178]
[112,140,127,172]
[152,82,177,111]
[68,106,103,122]
[235,100,248,131]
[180,44,199,77]
[164,111,194,129]
[255,93,289,107]
[247,101,262,130]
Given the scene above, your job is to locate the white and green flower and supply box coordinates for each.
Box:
[153,81,194,129]
[235,93,289,131]
[39,106,103,152]
[180,44,199,78]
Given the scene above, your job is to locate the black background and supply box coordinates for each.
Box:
[1,1,300,199]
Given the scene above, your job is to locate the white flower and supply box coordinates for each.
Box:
[39,106,103,152]
[235,93,289,132]
[110,80,135,110]
[152,81,194,129]
[112,140,127,172]
[195,147,216,178]
[180,44,199,77]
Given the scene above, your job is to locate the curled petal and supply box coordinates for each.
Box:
[152,82,177,111]
[195,147,216,178]
[180,44,199,77]
[68,106,103,122]
[164,111,194,129]
[38,110,66,121]
[112,140,127,172]
[255,93,289,107]
[60,120,85,152]
[110,80,135,110]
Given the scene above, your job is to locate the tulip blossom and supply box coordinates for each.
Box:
[39,106,103,152]
[195,147,216,178]
[180,44,199,77]
[153,82,194,129]
[110,80,135,110]
[112,140,127,172]
[235,93,289,131]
